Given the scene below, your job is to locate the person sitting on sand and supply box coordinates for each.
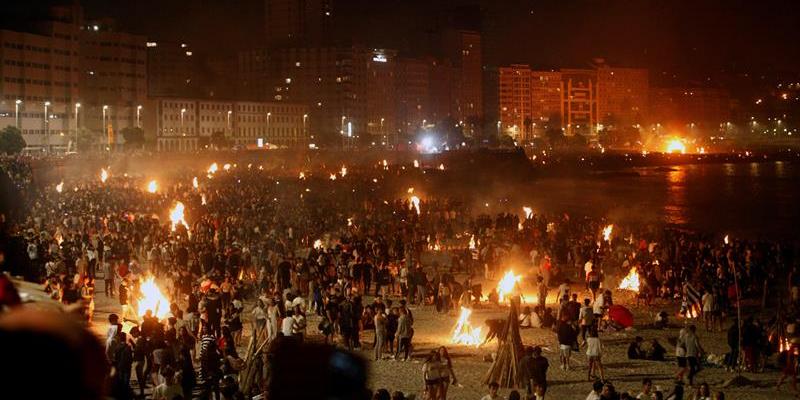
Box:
[648,339,667,361]
[520,306,533,329]
[628,336,645,359]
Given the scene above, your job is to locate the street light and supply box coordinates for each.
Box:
[44,101,51,151]
[303,113,308,142]
[74,103,81,152]
[267,112,272,139]
[227,110,232,134]
[15,100,22,129]
[180,108,187,136]
[102,105,109,133]
[136,105,142,128]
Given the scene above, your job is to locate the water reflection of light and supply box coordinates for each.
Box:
[664,167,688,225]
[723,163,735,177]
[749,162,760,177]
[775,161,785,178]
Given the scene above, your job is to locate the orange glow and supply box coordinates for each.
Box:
[55,181,64,193]
[618,267,640,292]
[497,270,522,302]
[169,201,189,233]
[138,276,170,319]
[602,224,613,242]
[192,177,199,189]
[665,139,687,154]
[100,168,109,183]
[451,307,482,346]
[523,206,533,220]
[147,180,158,193]
[409,195,420,215]
[207,163,219,174]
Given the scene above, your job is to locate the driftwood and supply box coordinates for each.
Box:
[483,296,524,388]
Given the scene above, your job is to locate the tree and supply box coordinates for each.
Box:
[120,127,145,149]
[210,131,228,149]
[76,128,97,152]
[0,126,26,154]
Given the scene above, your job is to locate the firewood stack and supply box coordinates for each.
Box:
[239,321,270,395]
[483,296,524,388]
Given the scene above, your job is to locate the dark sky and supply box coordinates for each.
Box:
[3,0,799,78]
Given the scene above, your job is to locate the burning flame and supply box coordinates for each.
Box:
[518,222,524,231]
[497,270,522,302]
[208,163,219,174]
[137,276,170,319]
[413,160,419,168]
[382,159,388,169]
[618,267,640,292]
[451,307,482,346]
[438,163,445,170]
[147,180,158,193]
[201,194,207,205]
[666,139,687,154]
[603,224,613,242]
[329,173,337,181]
[407,187,414,194]
[299,172,306,180]
[340,166,347,177]
[523,206,533,220]
[56,181,64,193]
[169,201,189,232]
[313,239,323,249]
[100,168,109,183]
[409,195,420,215]
[223,163,231,171]
[724,235,729,245]
[684,304,701,319]
[192,177,199,189]
[469,235,476,250]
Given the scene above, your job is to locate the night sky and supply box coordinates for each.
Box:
[3,0,799,78]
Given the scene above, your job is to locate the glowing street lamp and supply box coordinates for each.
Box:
[227,110,232,134]
[74,103,81,152]
[180,108,186,136]
[44,101,51,150]
[267,112,272,138]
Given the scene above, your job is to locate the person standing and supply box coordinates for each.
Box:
[437,346,457,400]
[374,305,387,361]
[531,346,550,399]
[396,307,413,361]
[586,324,604,382]
[684,325,704,385]
[557,316,578,370]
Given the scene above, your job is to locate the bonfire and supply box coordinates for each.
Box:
[100,168,109,183]
[192,177,199,189]
[603,224,613,243]
[169,201,190,233]
[138,275,170,319]
[497,270,522,303]
[147,180,158,193]
[451,307,482,346]
[665,138,687,154]
[55,181,64,193]
[207,163,219,174]
[409,196,420,215]
[523,206,533,220]
[618,267,641,292]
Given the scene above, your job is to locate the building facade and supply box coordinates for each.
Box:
[0,17,80,150]
[144,97,309,151]
[497,64,649,139]
[442,29,482,132]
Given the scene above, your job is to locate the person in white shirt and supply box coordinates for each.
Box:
[281,310,295,337]
[291,306,307,341]
[636,378,654,400]
[701,291,715,332]
[480,382,501,400]
[586,380,604,400]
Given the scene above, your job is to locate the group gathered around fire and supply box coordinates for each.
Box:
[0,153,798,400]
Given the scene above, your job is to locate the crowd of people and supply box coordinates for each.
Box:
[0,153,798,400]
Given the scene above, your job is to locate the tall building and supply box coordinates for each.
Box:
[79,18,147,137]
[497,64,648,139]
[442,30,482,130]
[498,65,531,140]
[238,46,369,143]
[147,41,197,98]
[597,66,648,129]
[265,0,334,48]
[396,57,432,139]
[0,7,80,150]
[365,49,396,143]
